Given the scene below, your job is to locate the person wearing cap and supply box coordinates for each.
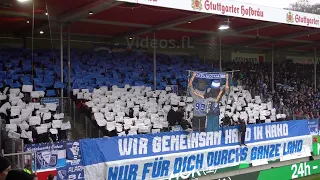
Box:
[0,156,11,180]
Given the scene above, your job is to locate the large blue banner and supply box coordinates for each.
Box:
[24,142,66,170]
[80,120,310,165]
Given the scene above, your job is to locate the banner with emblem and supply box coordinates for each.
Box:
[24,142,66,170]
[66,141,82,160]
[115,0,320,28]
[57,141,84,180]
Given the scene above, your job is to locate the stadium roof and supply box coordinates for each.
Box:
[0,0,319,52]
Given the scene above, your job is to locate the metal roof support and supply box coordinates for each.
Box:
[60,24,64,113]
[59,1,123,22]
[314,47,317,91]
[194,22,276,42]
[0,10,55,20]
[246,29,320,47]
[153,32,157,91]
[278,42,320,51]
[67,23,71,116]
[271,43,274,93]
[36,1,124,35]
[219,37,222,72]
[118,13,212,38]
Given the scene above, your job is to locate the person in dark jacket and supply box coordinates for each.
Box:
[128,108,134,118]
[0,157,11,180]
[5,169,35,180]
[222,114,231,126]
[47,174,55,180]
[239,119,247,146]
[167,106,179,127]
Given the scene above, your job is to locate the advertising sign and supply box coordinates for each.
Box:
[115,0,320,28]
[216,160,320,180]
[232,53,265,63]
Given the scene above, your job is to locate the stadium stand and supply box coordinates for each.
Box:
[2,48,318,139]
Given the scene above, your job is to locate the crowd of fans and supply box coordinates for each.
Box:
[0,86,70,145]
[222,61,320,120]
[0,48,319,141]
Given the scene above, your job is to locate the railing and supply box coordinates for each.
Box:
[70,101,104,140]
[40,97,73,117]
[3,151,36,173]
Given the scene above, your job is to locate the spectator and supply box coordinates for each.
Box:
[5,169,35,180]
[0,157,11,180]
[23,164,32,175]
[167,106,180,127]
[239,119,247,146]
[47,174,54,180]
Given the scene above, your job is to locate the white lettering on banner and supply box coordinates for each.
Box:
[196,72,226,79]
[117,123,293,156]
[168,168,204,180]
[100,136,312,180]
[118,138,148,156]
[68,166,83,173]
[119,131,223,156]
[254,126,263,140]
[265,124,288,138]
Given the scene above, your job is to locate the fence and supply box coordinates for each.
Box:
[3,152,36,172]
[40,97,73,118]
[71,101,104,140]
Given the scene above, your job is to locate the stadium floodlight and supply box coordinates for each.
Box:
[218,19,231,30]
[218,24,229,30]
[218,21,230,30]
[17,0,31,2]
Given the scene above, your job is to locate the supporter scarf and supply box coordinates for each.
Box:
[195,72,226,79]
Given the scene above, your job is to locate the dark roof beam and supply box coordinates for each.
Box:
[245,29,320,46]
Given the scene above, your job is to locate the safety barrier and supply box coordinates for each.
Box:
[72,101,104,140]
[3,152,36,173]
